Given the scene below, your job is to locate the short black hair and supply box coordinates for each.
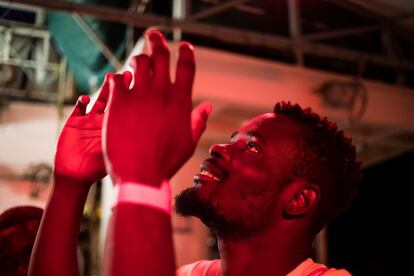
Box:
[274,102,361,231]
[0,206,43,274]
[0,206,43,231]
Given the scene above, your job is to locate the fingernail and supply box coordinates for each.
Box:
[105,73,113,81]
[147,30,161,43]
[180,41,194,51]
[79,95,90,105]
[206,103,213,115]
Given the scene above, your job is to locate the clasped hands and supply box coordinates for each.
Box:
[55,30,212,188]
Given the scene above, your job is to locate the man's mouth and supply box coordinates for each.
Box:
[194,159,226,186]
[200,170,221,181]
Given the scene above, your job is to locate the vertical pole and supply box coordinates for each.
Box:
[4,29,12,62]
[288,0,304,66]
[56,56,66,137]
[315,226,329,265]
[173,0,190,42]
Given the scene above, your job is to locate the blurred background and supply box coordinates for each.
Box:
[0,0,413,275]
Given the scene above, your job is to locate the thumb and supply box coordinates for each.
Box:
[70,95,90,116]
[191,102,213,143]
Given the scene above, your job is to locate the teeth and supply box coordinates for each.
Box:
[201,170,220,181]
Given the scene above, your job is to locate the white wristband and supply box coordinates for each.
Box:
[113,180,172,215]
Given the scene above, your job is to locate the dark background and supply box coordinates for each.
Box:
[329,151,414,275]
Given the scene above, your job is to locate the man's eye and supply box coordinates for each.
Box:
[247,142,259,153]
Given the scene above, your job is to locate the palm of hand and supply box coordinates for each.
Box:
[54,79,110,184]
[55,112,105,183]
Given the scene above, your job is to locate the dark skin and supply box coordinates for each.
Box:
[30,30,324,276]
[29,30,211,276]
[179,113,321,276]
[102,30,211,276]
[29,75,111,276]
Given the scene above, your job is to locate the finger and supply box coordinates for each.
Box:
[108,73,130,106]
[130,54,151,92]
[91,73,112,113]
[191,102,213,143]
[175,41,195,101]
[147,30,171,87]
[71,95,90,117]
[123,71,133,89]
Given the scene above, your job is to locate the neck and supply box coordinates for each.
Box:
[217,221,314,276]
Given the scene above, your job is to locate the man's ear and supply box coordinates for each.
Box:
[284,184,319,217]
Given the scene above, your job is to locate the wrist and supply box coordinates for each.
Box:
[109,170,164,187]
[53,173,93,192]
[113,180,172,215]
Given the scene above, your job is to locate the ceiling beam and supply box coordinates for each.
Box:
[393,12,414,22]
[188,0,249,21]
[235,4,265,15]
[327,0,414,45]
[304,25,380,41]
[8,0,414,70]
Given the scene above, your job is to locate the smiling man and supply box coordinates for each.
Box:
[175,112,303,241]
[175,104,361,276]
[102,31,361,276]
[28,30,360,276]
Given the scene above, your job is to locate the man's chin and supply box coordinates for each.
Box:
[175,187,274,241]
[174,187,200,217]
[175,187,235,239]
[175,187,218,226]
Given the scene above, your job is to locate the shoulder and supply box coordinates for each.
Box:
[177,259,221,276]
[323,268,352,276]
[288,258,351,276]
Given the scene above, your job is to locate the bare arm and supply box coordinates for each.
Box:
[29,79,110,276]
[29,175,91,276]
[102,30,211,276]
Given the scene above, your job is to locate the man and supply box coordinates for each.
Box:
[102,30,360,276]
[29,30,360,276]
[174,103,360,276]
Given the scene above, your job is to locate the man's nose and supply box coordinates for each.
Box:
[209,144,231,161]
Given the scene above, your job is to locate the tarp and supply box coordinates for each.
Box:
[47,0,130,93]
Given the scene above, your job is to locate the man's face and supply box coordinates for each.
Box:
[175,113,301,239]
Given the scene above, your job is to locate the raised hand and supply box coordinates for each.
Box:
[30,77,114,276]
[103,30,212,186]
[54,76,111,184]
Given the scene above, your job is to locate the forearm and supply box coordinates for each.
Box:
[101,30,203,276]
[103,205,176,276]
[29,174,91,276]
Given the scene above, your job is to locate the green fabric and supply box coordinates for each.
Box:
[47,0,129,93]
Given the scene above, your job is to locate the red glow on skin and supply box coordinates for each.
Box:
[54,77,111,184]
[103,30,212,187]
[30,29,352,276]
[194,113,303,221]
[30,62,115,276]
[101,30,213,275]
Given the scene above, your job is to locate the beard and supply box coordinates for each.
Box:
[175,187,275,241]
